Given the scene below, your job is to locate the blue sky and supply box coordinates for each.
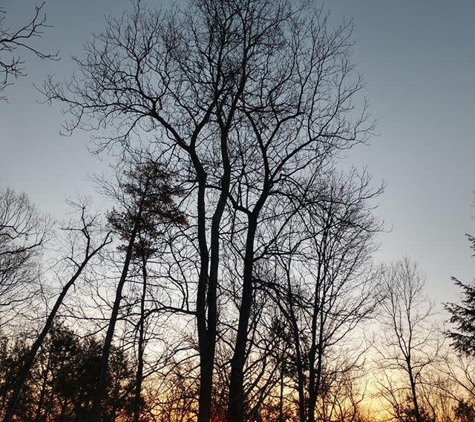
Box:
[1,0,475,306]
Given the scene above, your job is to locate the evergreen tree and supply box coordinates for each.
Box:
[91,156,186,421]
[445,234,475,356]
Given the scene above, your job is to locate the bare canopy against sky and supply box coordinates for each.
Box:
[0,0,474,306]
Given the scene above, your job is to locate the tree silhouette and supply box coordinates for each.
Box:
[377,258,441,422]
[0,2,58,100]
[1,324,136,422]
[0,188,51,326]
[445,234,475,356]
[91,156,185,422]
[3,202,112,422]
[44,1,373,420]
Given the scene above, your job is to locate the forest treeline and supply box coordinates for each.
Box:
[1,0,475,421]
[3,187,475,422]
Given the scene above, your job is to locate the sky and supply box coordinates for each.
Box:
[1,0,474,307]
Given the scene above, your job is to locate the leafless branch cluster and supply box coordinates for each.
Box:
[0,2,58,100]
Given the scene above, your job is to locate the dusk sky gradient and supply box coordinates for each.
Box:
[1,0,474,307]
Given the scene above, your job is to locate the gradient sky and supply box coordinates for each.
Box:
[1,0,474,307]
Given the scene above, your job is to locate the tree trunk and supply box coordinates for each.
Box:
[407,358,422,422]
[34,345,52,422]
[285,269,306,422]
[90,222,139,422]
[195,170,212,422]
[228,216,258,422]
[195,119,231,422]
[134,253,148,422]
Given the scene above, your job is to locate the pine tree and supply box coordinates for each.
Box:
[445,234,475,356]
[91,156,186,421]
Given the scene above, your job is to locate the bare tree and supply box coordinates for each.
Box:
[436,351,475,419]
[44,1,373,420]
[254,169,381,422]
[0,188,51,327]
[0,2,57,100]
[377,258,442,422]
[3,201,112,422]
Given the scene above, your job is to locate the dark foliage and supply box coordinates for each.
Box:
[454,399,475,422]
[106,159,187,258]
[445,234,475,356]
[0,326,135,422]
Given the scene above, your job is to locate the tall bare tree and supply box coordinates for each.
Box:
[377,258,442,422]
[255,169,381,422]
[44,1,373,420]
